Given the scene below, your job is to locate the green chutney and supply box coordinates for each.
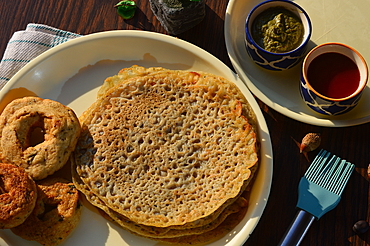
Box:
[251,7,304,53]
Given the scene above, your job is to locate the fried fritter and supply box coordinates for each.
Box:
[0,97,81,180]
[11,177,82,246]
[0,163,37,229]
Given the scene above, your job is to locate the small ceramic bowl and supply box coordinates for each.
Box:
[245,0,312,71]
[300,42,368,116]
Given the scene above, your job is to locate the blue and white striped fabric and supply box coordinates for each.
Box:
[0,23,81,89]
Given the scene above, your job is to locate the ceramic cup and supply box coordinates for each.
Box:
[300,42,368,116]
[245,0,312,71]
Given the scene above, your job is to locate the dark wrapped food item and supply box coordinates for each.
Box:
[149,0,205,35]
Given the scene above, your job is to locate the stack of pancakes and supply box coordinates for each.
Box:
[72,66,259,245]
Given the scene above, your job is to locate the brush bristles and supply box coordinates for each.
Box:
[304,149,355,196]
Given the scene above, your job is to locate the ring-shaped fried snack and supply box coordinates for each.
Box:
[0,163,37,229]
[0,97,81,180]
[11,177,82,246]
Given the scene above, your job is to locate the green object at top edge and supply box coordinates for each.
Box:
[115,0,136,19]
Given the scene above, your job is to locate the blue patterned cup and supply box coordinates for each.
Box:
[300,43,368,116]
[245,0,312,71]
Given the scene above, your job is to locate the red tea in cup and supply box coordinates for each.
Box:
[307,52,360,99]
[300,42,368,116]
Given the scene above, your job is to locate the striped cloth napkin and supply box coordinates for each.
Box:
[0,23,81,89]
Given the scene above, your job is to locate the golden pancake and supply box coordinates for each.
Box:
[73,67,258,227]
[72,163,254,239]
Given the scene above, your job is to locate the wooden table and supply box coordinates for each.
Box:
[1,0,369,245]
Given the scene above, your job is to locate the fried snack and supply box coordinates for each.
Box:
[11,177,82,246]
[0,163,37,229]
[73,66,258,230]
[0,97,81,180]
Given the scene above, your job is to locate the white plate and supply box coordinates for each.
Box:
[225,0,370,127]
[0,30,273,246]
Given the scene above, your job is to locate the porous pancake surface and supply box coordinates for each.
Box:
[72,166,250,239]
[74,69,258,227]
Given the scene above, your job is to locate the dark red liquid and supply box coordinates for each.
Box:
[307,52,360,99]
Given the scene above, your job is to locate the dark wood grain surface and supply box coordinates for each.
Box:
[1,1,370,246]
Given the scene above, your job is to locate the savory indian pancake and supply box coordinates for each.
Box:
[72,66,259,244]
[72,165,251,239]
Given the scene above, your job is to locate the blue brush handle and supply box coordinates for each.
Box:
[278,210,316,246]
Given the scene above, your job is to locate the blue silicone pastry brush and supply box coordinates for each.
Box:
[278,149,355,246]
